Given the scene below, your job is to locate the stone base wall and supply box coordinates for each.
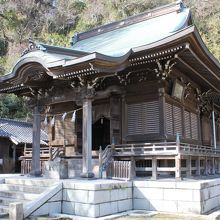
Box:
[27,177,220,218]
[133,178,220,214]
[200,179,220,213]
[62,180,132,217]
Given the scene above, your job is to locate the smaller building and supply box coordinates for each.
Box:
[0,118,48,173]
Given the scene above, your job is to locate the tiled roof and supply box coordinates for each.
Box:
[0,118,48,145]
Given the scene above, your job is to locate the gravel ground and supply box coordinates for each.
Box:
[116,212,211,220]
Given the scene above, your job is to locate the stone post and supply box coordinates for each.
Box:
[30,105,41,176]
[9,202,23,220]
[81,98,94,178]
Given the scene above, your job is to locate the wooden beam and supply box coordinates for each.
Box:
[176,55,220,93]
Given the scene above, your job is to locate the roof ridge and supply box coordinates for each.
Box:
[71,0,186,44]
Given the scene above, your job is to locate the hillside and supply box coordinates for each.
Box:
[0,0,219,118]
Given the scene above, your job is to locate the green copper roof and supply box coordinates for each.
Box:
[71,7,190,57]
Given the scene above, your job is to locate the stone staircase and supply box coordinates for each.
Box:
[0,178,58,219]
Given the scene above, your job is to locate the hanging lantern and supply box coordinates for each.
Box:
[71,110,76,122]
[43,114,48,126]
[62,112,67,121]
[50,116,55,127]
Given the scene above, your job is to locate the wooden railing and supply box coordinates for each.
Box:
[20,146,64,175]
[100,142,220,179]
[104,142,220,157]
[110,161,132,180]
[112,142,178,156]
[50,146,65,160]
[23,147,51,158]
[99,146,113,178]
[20,159,47,175]
[180,143,220,156]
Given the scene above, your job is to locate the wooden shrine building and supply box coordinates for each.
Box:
[0,1,220,179]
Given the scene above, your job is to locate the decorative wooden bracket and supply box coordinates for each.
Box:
[154,59,176,80]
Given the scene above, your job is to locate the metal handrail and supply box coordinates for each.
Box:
[51,146,64,160]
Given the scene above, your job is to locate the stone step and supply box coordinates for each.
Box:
[0,184,46,194]
[0,190,38,200]
[5,178,58,187]
[0,205,8,215]
[0,196,29,206]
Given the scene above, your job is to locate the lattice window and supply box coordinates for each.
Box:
[165,103,173,135]
[127,101,159,135]
[166,102,199,140]
[191,113,198,140]
[184,110,191,139]
[173,105,182,136]
[165,103,183,136]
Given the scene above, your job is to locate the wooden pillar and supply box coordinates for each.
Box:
[12,144,16,172]
[81,98,94,178]
[196,156,201,176]
[204,157,208,175]
[30,105,41,176]
[217,158,220,174]
[151,156,157,180]
[175,155,181,180]
[130,156,136,179]
[121,95,126,144]
[212,109,217,150]
[211,157,215,175]
[186,156,192,178]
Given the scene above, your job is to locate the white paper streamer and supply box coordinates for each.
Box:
[71,110,76,122]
